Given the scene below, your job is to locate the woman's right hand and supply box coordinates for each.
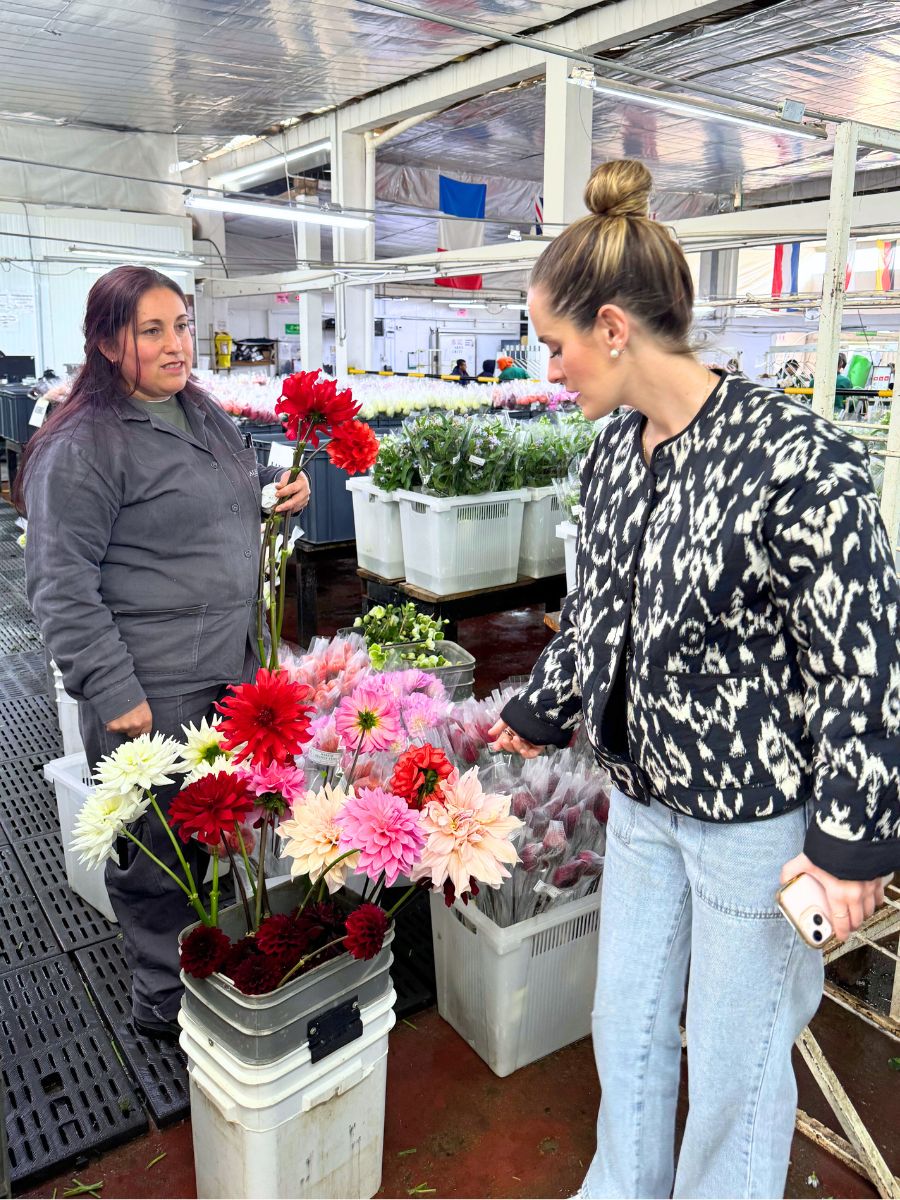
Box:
[106,700,153,737]
[487,718,545,759]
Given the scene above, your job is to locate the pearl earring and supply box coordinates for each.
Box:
[610,348,620,360]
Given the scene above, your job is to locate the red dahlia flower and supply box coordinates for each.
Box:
[168,772,255,845]
[221,936,259,979]
[325,421,379,475]
[275,371,360,446]
[180,924,232,978]
[215,669,315,765]
[390,744,453,810]
[232,953,291,996]
[343,904,390,961]
[255,913,309,959]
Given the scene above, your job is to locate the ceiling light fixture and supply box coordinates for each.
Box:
[216,140,331,188]
[184,193,368,230]
[567,66,825,141]
[68,247,204,267]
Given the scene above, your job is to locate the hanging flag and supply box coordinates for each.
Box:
[772,242,800,300]
[875,239,896,292]
[788,242,800,295]
[534,194,544,236]
[771,243,785,298]
[845,239,856,291]
[435,175,487,291]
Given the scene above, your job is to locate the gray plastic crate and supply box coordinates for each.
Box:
[0,385,39,445]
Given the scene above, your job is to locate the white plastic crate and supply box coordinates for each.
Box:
[181,990,395,1200]
[346,476,404,580]
[430,888,602,1077]
[43,752,116,922]
[51,661,84,755]
[519,486,565,578]
[396,488,527,596]
[556,520,578,593]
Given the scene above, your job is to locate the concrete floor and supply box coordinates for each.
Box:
[16,548,900,1200]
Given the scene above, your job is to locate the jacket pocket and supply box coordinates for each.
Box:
[113,604,207,678]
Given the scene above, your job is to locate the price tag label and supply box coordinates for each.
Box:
[468,454,486,466]
[267,441,294,468]
[308,748,342,767]
[29,398,50,428]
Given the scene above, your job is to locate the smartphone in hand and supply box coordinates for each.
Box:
[776,874,833,949]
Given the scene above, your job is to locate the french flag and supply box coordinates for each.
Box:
[771,242,800,298]
[435,175,487,291]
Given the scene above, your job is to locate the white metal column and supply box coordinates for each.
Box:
[542,55,593,228]
[812,122,859,421]
[332,125,372,375]
[295,221,323,371]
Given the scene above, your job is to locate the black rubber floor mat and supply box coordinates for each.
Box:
[0,693,62,761]
[76,937,190,1126]
[0,756,59,842]
[14,832,117,952]
[384,885,436,1019]
[0,649,50,700]
[0,953,147,1189]
[0,846,62,971]
[0,620,42,655]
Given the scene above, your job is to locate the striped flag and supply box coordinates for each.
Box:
[771,242,800,299]
[875,239,896,292]
[534,194,544,236]
[845,240,856,291]
[435,175,487,291]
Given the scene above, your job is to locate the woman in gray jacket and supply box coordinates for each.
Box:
[490,161,899,1199]
[16,266,309,1040]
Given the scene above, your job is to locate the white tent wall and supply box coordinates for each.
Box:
[0,201,194,372]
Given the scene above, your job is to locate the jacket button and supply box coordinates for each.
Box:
[231,503,239,512]
[243,549,252,558]
[212,461,219,469]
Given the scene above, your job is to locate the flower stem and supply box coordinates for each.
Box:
[256,514,271,665]
[386,883,419,920]
[148,793,205,915]
[344,731,366,787]
[255,815,269,930]
[234,824,258,903]
[210,848,219,925]
[266,521,280,670]
[121,829,209,925]
[296,848,360,914]
[223,831,253,934]
[277,935,346,988]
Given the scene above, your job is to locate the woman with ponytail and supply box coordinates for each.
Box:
[490,161,898,1198]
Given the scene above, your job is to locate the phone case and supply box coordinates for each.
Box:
[776,874,834,949]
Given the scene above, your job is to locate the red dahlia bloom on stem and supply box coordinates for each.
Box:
[215,669,315,765]
[390,744,453,810]
[232,953,291,996]
[168,772,255,845]
[325,421,379,475]
[255,913,309,958]
[343,904,390,961]
[275,370,360,446]
[180,924,232,978]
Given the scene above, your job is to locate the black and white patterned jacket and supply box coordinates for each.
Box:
[503,372,900,879]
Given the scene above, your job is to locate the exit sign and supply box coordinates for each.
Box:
[284,323,300,335]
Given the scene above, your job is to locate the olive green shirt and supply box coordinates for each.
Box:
[141,394,191,434]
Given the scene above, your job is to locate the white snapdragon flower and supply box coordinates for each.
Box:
[93,732,182,793]
[261,482,279,514]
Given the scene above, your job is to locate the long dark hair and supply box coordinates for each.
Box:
[13,266,208,512]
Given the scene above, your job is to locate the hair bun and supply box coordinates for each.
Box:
[584,159,652,219]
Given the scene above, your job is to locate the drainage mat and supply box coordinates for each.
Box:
[0,755,59,842]
[0,693,62,761]
[76,937,190,1127]
[0,649,50,700]
[14,832,117,952]
[0,845,59,971]
[0,620,43,656]
[0,953,147,1190]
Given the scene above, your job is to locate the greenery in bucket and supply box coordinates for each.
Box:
[404,411,469,496]
[456,417,517,495]
[353,603,450,670]
[372,431,419,493]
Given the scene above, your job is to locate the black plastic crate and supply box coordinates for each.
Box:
[0,385,39,445]
[383,885,436,1019]
[0,756,59,842]
[253,432,356,543]
[0,649,50,700]
[14,832,116,952]
[76,938,190,1126]
[0,846,60,970]
[0,953,147,1189]
[0,694,62,761]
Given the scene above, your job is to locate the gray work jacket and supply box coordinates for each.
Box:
[24,391,283,724]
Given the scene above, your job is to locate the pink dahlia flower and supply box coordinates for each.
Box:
[239,760,307,803]
[338,787,425,886]
[334,685,401,753]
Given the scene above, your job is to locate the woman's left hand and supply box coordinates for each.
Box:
[274,470,310,514]
[780,852,888,942]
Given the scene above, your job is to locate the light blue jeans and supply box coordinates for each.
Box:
[583,789,824,1200]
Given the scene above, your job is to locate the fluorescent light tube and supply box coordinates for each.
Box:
[69,247,203,267]
[185,194,369,230]
[217,140,331,187]
[569,71,824,141]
